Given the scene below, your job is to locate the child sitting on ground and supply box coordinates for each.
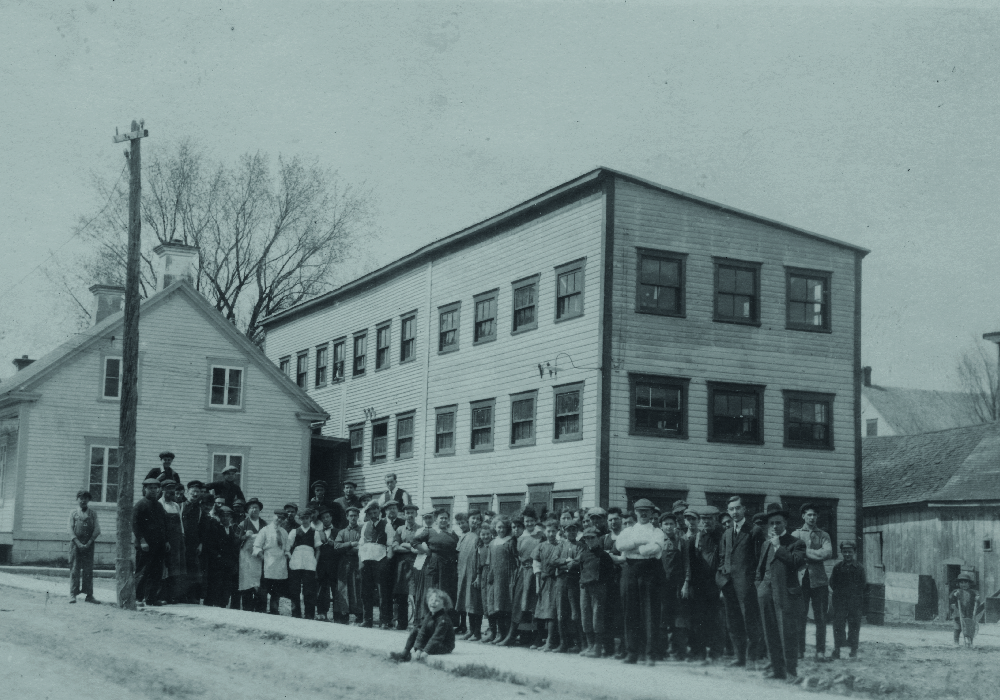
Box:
[393,588,456,661]
[950,572,980,647]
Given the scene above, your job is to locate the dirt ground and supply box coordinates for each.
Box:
[1,576,999,700]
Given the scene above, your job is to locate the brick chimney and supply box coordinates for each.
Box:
[89,284,125,324]
[153,239,199,291]
[863,366,872,387]
[12,355,35,371]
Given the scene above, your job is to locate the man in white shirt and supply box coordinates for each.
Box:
[791,503,833,660]
[377,473,412,508]
[615,498,665,666]
[253,509,289,614]
[358,500,396,628]
[285,508,323,619]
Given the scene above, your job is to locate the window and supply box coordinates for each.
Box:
[210,366,244,408]
[296,353,308,388]
[353,333,367,376]
[467,496,491,516]
[332,340,345,381]
[706,492,766,519]
[438,303,460,353]
[400,314,416,363]
[555,260,585,321]
[554,383,583,442]
[89,445,120,504]
[396,413,414,459]
[435,406,456,455]
[708,382,764,444]
[431,496,454,515]
[630,374,689,438]
[315,345,328,387]
[103,357,122,399]
[0,444,5,499]
[212,453,243,486]
[498,494,524,517]
[349,424,364,467]
[552,490,582,514]
[371,419,388,463]
[473,291,498,344]
[470,398,495,452]
[866,418,878,437]
[511,275,538,333]
[376,323,391,370]
[637,250,686,316]
[625,488,689,514]
[784,391,834,449]
[279,357,290,377]
[527,483,553,520]
[714,260,761,324]
[510,390,537,447]
[787,268,831,331]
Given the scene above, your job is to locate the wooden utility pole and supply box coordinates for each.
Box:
[112,120,148,609]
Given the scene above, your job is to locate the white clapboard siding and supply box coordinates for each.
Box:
[608,178,858,540]
[0,423,18,533]
[18,290,314,541]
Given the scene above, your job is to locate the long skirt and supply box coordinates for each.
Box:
[535,576,559,620]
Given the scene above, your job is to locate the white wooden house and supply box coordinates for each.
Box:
[0,243,327,565]
[261,168,867,547]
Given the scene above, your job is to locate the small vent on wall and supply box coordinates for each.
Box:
[984,539,993,553]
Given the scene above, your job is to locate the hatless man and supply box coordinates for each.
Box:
[792,503,833,660]
[716,495,766,667]
[133,477,169,606]
[146,450,181,484]
[756,502,807,682]
[377,473,412,508]
[615,498,665,665]
[602,506,626,658]
[205,465,245,507]
[68,490,101,604]
[333,481,362,529]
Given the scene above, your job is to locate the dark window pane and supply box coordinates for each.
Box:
[718,266,736,292]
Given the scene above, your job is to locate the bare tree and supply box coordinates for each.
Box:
[64,139,375,344]
[956,340,998,422]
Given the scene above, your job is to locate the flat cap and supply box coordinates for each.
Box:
[693,505,720,517]
[402,503,420,511]
[632,498,656,511]
[343,481,358,488]
[581,526,600,538]
[381,499,399,511]
[142,477,162,486]
[160,480,179,490]
[345,505,361,514]
[311,480,328,490]
[222,465,240,474]
[219,506,234,514]
[284,503,299,511]
[273,508,287,515]
[158,451,175,460]
[186,480,205,490]
[587,507,607,517]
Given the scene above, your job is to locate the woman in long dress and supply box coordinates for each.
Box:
[456,518,482,639]
[486,517,519,645]
[237,498,266,611]
[412,510,459,624]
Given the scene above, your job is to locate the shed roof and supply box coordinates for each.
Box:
[863,384,983,435]
[261,167,869,329]
[862,422,1000,507]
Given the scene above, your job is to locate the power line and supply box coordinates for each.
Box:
[0,162,129,305]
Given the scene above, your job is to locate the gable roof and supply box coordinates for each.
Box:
[0,281,328,419]
[261,167,869,329]
[863,385,983,435]
[862,422,1000,507]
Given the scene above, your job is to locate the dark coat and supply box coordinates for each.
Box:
[414,608,456,654]
[717,519,766,594]
[132,496,168,548]
[145,465,181,484]
[332,495,362,529]
[684,525,722,599]
[755,532,806,605]
[204,480,246,507]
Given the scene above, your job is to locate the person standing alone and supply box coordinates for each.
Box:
[68,490,101,604]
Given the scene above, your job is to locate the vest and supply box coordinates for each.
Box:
[289,527,316,555]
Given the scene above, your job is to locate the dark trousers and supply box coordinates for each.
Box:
[394,593,410,629]
[135,544,166,604]
[240,586,265,612]
[602,569,624,653]
[205,565,238,608]
[69,543,95,597]
[622,559,660,657]
[721,580,765,661]
[288,569,318,618]
[380,558,396,625]
[316,565,337,617]
[798,580,829,654]
[758,585,799,678]
[580,582,606,636]
[831,598,862,652]
[688,593,722,659]
[262,577,286,614]
[657,583,680,657]
[361,559,392,625]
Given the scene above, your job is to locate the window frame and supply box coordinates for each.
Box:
[434,405,457,456]
[785,267,832,333]
[371,417,389,464]
[635,248,687,318]
[497,493,526,517]
[511,274,540,335]
[399,312,417,364]
[553,381,584,443]
[438,302,461,354]
[628,373,690,439]
[706,381,766,445]
[510,390,538,448]
[349,424,364,467]
[473,289,499,345]
[431,496,455,515]
[295,351,308,389]
[554,258,586,323]
[552,489,583,515]
[783,390,835,450]
[86,439,121,505]
[866,418,878,437]
[314,344,328,388]
[278,356,290,377]
[353,331,367,377]
[713,258,762,326]
[208,447,247,488]
[375,322,391,371]
[101,355,123,400]
[466,496,492,517]
[331,338,346,382]
[395,412,415,460]
[470,398,496,453]
[206,359,247,410]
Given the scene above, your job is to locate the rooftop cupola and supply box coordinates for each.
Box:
[89,284,125,324]
[153,239,199,291]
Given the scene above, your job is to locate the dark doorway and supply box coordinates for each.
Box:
[310,435,350,497]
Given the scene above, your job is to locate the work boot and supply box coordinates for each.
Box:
[622,653,639,664]
[830,649,841,660]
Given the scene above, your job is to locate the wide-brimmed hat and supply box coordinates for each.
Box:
[764,502,789,519]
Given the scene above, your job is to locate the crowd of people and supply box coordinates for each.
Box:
[69,451,871,683]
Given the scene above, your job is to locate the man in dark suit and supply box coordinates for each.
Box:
[716,494,767,668]
[755,502,807,682]
[682,505,724,662]
[133,477,169,606]
[333,481,362,529]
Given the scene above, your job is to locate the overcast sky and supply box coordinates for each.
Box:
[2,1,998,389]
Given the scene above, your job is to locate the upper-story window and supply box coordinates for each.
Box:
[103,356,122,399]
[714,259,761,325]
[376,323,391,370]
[295,352,308,388]
[554,382,583,442]
[470,398,495,452]
[371,419,388,463]
[396,413,414,459]
[630,374,689,438]
[555,260,585,321]
[784,391,834,449]
[315,345,328,387]
[512,275,539,334]
[400,314,416,363]
[353,333,367,376]
[349,424,364,466]
[435,406,456,455]
[708,382,764,444]
[637,250,686,317]
[210,366,244,408]
[786,268,831,332]
[510,390,537,447]
[474,291,498,344]
[279,356,290,377]
[866,418,878,437]
[439,303,460,353]
[332,340,345,381]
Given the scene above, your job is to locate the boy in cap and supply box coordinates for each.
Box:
[68,490,101,603]
[578,525,614,657]
[556,519,584,653]
[286,508,323,619]
[333,505,363,623]
[237,497,266,611]
[393,503,422,630]
[133,477,168,606]
[205,464,245,507]
[755,503,806,682]
[950,572,980,647]
[253,509,290,614]
[179,480,207,603]
[829,540,866,658]
[333,481,362,529]
[658,511,685,660]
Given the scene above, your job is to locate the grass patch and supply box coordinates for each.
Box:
[299,639,329,650]
[446,662,542,687]
[261,631,286,641]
